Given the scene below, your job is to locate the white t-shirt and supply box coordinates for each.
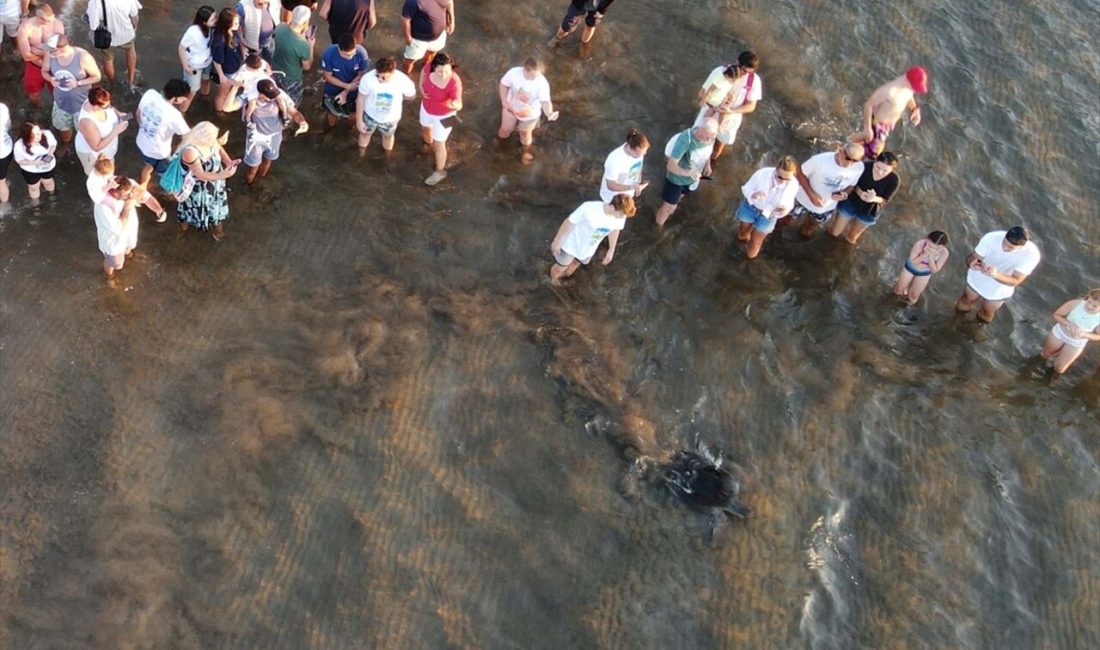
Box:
[232,65,273,103]
[180,24,213,69]
[561,201,626,262]
[14,131,58,173]
[499,67,551,121]
[358,70,417,124]
[966,231,1041,300]
[600,144,644,203]
[0,0,22,22]
[94,196,139,256]
[795,152,864,214]
[135,90,190,159]
[0,103,12,159]
[85,0,142,46]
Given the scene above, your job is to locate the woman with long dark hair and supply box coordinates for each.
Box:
[13,121,58,201]
[210,8,245,113]
[179,5,218,112]
[419,52,463,186]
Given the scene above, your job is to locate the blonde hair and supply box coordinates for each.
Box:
[610,194,636,217]
[92,154,115,176]
[177,121,221,154]
[776,156,797,173]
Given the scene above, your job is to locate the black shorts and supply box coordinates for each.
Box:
[660,179,693,205]
[21,166,55,185]
[561,5,604,32]
[0,151,12,181]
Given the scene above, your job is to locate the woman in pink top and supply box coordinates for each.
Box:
[419,52,463,186]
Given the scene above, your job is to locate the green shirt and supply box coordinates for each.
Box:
[664,129,711,186]
[272,24,311,83]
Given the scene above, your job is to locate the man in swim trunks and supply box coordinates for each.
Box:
[851,66,928,160]
[956,226,1041,324]
[16,3,65,108]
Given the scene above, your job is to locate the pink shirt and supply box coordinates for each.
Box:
[421,72,461,116]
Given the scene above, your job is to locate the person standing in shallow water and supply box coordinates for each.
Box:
[695,50,761,167]
[549,194,636,286]
[600,128,649,204]
[497,58,559,164]
[956,226,1041,324]
[792,141,865,238]
[42,34,101,156]
[894,231,949,304]
[243,78,308,184]
[851,66,928,160]
[549,0,615,47]
[828,150,900,244]
[734,156,799,259]
[320,33,369,129]
[654,118,717,227]
[13,120,58,202]
[93,177,139,279]
[1041,289,1100,378]
[419,52,462,186]
[401,0,453,75]
[176,122,239,240]
[355,57,417,156]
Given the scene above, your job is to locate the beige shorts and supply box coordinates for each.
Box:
[403,31,446,61]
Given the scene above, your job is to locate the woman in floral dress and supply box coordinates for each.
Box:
[176,121,240,240]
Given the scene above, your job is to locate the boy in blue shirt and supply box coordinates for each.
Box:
[320,33,369,128]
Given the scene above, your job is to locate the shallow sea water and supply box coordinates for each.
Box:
[1,1,1098,648]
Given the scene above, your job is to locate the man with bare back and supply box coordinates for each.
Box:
[850,66,928,160]
[16,2,65,108]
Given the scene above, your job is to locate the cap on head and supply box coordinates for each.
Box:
[46,33,61,48]
[1005,226,1028,245]
[290,6,311,27]
[906,66,929,93]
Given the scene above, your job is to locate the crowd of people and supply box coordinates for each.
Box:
[0,0,1096,378]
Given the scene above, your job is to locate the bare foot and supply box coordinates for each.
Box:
[521,150,534,165]
[212,223,225,241]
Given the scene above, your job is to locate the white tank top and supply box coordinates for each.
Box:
[1068,301,1100,333]
[74,105,120,158]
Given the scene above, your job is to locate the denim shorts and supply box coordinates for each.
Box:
[838,201,876,225]
[140,151,170,174]
[735,199,778,234]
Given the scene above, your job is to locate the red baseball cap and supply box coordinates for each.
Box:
[906,66,929,93]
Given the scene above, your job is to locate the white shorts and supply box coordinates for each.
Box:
[0,15,19,41]
[403,31,446,61]
[1052,323,1089,349]
[419,104,454,142]
[695,106,743,145]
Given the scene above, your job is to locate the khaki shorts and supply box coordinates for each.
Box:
[403,31,446,61]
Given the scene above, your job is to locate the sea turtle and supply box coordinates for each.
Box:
[660,446,750,536]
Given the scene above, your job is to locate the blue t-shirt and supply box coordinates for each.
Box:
[211,33,244,76]
[320,44,370,97]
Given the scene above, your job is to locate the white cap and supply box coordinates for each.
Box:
[291,6,312,27]
[46,34,60,49]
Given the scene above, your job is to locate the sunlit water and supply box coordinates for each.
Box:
[1,1,1097,648]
